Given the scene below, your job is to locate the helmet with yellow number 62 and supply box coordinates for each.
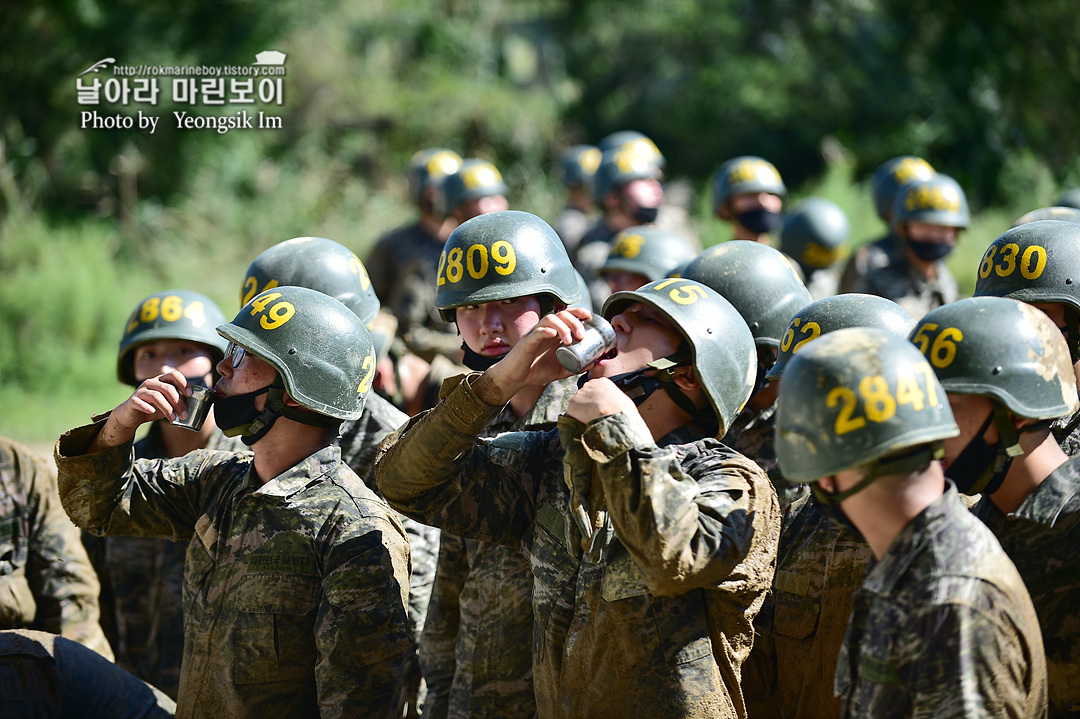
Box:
[775,328,958,483]
[767,294,915,382]
[118,289,229,385]
[241,237,380,326]
[435,210,581,322]
[217,286,376,421]
[973,220,1080,361]
[603,278,757,437]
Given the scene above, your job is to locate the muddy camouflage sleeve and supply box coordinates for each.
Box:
[565,412,777,596]
[1,437,112,659]
[417,534,469,719]
[376,375,545,547]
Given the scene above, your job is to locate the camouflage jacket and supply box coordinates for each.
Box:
[56,422,413,719]
[1051,407,1080,457]
[974,456,1080,717]
[374,223,462,363]
[0,628,176,718]
[723,403,807,515]
[0,435,111,659]
[83,423,246,698]
[367,219,435,307]
[376,374,781,719]
[421,377,576,719]
[838,234,957,319]
[743,494,872,719]
[836,486,1047,718]
[338,391,438,717]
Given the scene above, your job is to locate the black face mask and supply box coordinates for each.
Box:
[735,208,781,235]
[631,205,659,224]
[461,341,502,372]
[214,385,279,447]
[907,237,953,262]
[944,411,1013,496]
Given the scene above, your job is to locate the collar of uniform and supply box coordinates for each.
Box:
[254,444,341,498]
[861,482,958,596]
[1008,456,1080,527]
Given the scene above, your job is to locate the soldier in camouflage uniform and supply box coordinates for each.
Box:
[392,158,512,364]
[775,328,1047,718]
[419,211,582,719]
[780,197,851,301]
[83,289,239,697]
[913,297,1080,716]
[1,628,175,717]
[0,436,111,659]
[973,220,1080,456]
[711,156,787,245]
[241,237,436,716]
[742,294,915,718]
[840,173,967,318]
[367,148,462,309]
[682,241,813,513]
[553,144,601,257]
[574,144,668,310]
[56,286,413,718]
[378,276,780,718]
[839,156,935,295]
[597,225,698,295]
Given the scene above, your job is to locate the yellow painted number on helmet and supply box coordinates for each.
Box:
[913,322,964,368]
[183,301,207,327]
[1020,245,1047,280]
[438,242,516,285]
[653,278,706,304]
[348,256,371,291]
[241,276,280,306]
[248,292,295,330]
[828,361,938,435]
[138,295,198,325]
[358,352,375,394]
[612,233,645,259]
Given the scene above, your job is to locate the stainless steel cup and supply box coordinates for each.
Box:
[170,383,214,432]
[557,315,617,373]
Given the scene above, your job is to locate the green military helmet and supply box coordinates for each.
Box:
[767,294,916,382]
[682,240,811,348]
[599,226,699,283]
[603,277,757,437]
[1013,206,1080,228]
[1056,189,1080,210]
[870,155,935,220]
[776,328,958,483]
[241,237,380,326]
[591,146,662,203]
[217,286,375,421]
[435,210,580,321]
[891,173,970,229]
[571,269,594,312]
[711,156,786,212]
[440,158,508,217]
[556,145,602,189]
[597,130,666,168]
[911,297,1078,421]
[780,197,851,271]
[118,289,229,385]
[973,220,1080,360]
[408,147,463,206]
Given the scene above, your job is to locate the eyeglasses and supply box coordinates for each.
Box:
[225,341,247,369]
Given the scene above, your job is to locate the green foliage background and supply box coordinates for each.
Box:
[1,0,1078,446]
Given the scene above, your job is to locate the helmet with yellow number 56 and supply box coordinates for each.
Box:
[241,236,380,326]
[776,328,958,483]
[973,220,1080,361]
[767,294,915,382]
[217,286,376,421]
[435,210,581,322]
[603,277,757,437]
[118,289,229,385]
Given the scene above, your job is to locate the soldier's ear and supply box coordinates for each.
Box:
[671,366,701,391]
